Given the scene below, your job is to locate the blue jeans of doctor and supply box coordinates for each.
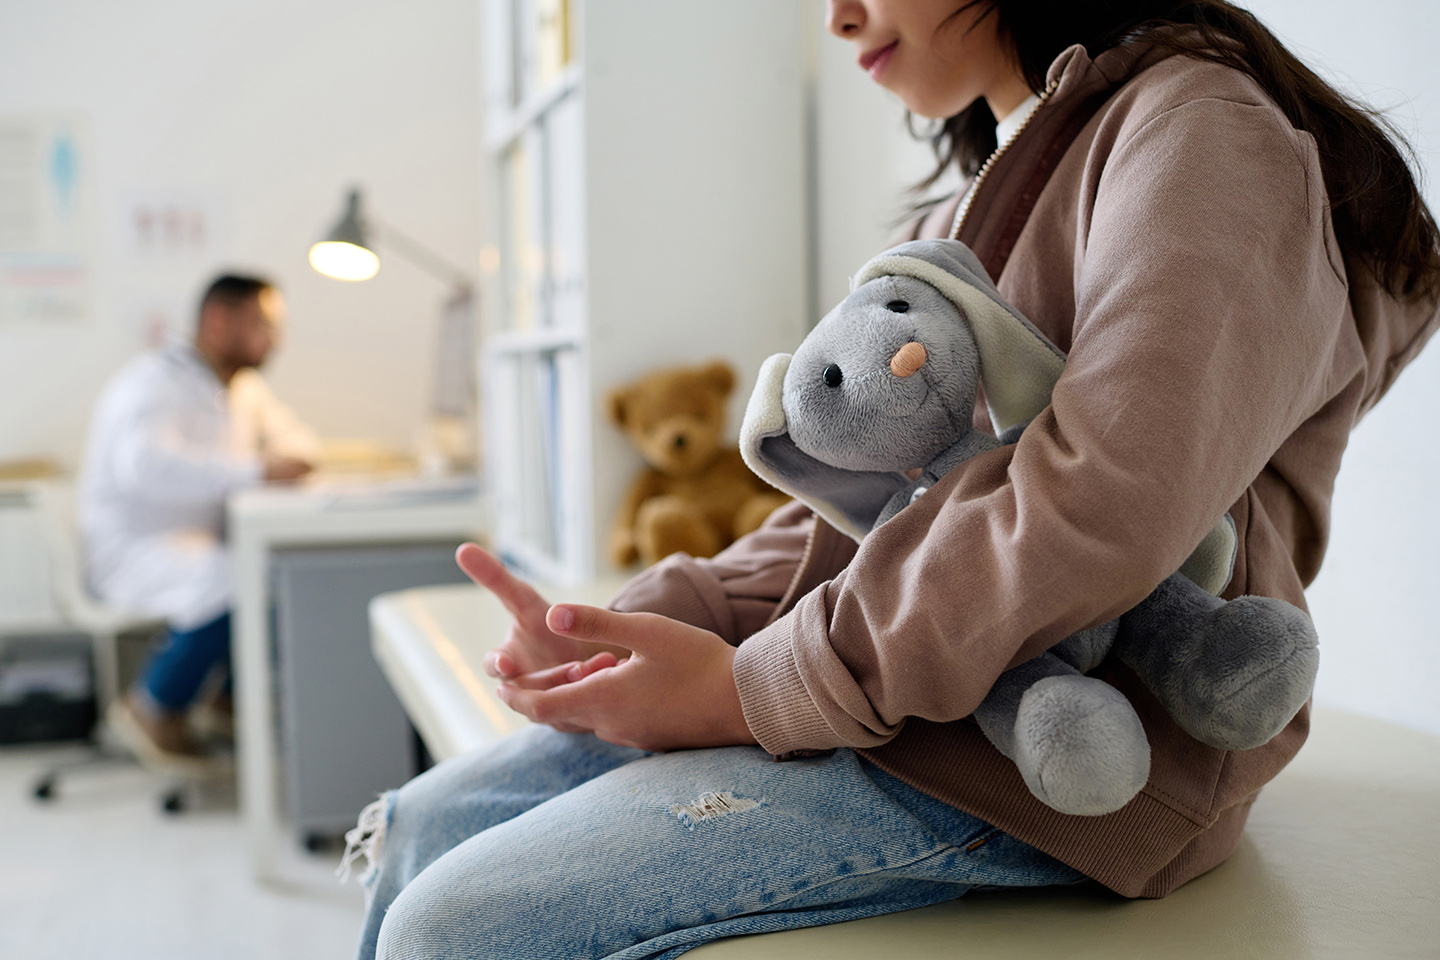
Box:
[137,611,231,711]
[354,724,1083,960]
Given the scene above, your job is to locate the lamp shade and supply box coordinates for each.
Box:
[309,189,380,281]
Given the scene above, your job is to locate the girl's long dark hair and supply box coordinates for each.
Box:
[918,0,1440,298]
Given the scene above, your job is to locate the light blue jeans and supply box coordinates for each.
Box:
[353,725,1084,960]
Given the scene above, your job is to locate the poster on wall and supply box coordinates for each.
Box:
[120,188,224,263]
[118,188,228,347]
[0,115,96,325]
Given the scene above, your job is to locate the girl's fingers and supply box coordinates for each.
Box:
[574,651,622,677]
[482,649,517,680]
[504,652,620,690]
[547,604,688,656]
[497,675,598,727]
[504,661,583,690]
[456,543,549,628]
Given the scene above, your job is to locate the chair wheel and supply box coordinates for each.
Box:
[161,790,185,814]
[33,777,56,801]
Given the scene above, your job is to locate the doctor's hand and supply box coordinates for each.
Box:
[263,454,313,482]
[456,543,627,680]
[496,604,758,752]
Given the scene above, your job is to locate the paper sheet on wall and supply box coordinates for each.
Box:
[0,116,96,325]
[116,188,228,348]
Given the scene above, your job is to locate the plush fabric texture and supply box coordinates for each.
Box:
[743,233,1319,817]
[850,241,1065,435]
[785,274,983,472]
[606,361,789,568]
[973,639,1152,816]
[1012,675,1152,816]
[741,353,910,541]
[1116,573,1320,750]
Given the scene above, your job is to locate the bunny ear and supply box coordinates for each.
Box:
[741,353,911,542]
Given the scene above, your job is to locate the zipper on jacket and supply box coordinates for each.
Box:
[950,77,1060,240]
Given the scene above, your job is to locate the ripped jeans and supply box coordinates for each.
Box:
[349,725,1083,960]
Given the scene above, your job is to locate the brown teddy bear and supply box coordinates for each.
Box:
[607,360,790,568]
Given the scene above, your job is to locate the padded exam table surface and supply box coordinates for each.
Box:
[371,584,1440,959]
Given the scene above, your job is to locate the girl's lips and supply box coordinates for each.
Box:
[858,41,897,80]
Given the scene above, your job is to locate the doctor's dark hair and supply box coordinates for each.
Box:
[916,0,1440,299]
[200,274,274,312]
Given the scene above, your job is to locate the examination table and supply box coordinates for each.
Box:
[369,583,1439,959]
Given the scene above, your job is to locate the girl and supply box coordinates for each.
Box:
[353,3,1439,957]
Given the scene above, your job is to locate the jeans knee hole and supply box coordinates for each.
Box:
[669,791,762,829]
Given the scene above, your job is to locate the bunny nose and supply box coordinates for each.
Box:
[890,342,927,377]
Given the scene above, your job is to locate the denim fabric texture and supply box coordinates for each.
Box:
[139,611,231,710]
[356,725,1083,960]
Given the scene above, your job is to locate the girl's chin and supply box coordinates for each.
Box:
[882,84,968,120]
[897,102,954,121]
[900,92,983,121]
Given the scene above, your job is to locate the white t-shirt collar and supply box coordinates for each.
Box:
[994,93,1042,146]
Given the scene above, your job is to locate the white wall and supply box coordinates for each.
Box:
[810,3,1440,736]
[0,0,481,468]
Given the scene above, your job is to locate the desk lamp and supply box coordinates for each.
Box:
[309,187,479,474]
[310,188,472,291]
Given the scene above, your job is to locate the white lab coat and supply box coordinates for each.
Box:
[78,342,320,629]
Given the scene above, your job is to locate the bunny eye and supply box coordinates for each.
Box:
[886,300,910,313]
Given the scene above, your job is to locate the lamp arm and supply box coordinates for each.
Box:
[371,220,475,291]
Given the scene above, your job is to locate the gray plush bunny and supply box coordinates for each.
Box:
[741,239,1320,816]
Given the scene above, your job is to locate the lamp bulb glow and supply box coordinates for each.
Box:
[309,241,380,281]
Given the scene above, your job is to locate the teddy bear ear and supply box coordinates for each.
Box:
[701,360,736,397]
[606,387,630,427]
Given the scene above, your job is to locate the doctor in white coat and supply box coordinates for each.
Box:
[79,274,319,756]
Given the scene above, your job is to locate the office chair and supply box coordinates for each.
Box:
[26,481,198,811]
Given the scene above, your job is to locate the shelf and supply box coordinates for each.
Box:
[483,326,584,356]
[479,0,810,583]
[484,64,583,153]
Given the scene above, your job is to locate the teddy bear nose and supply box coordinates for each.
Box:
[822,364,843,388]
[673,434,687,450]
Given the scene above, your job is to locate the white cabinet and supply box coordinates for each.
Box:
[479,0,812,583]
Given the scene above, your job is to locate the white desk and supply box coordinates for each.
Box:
[229,479,487,884]
[372,582,1440,959]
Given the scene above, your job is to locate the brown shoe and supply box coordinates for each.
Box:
[110,692,206,763]
[191,692,234,744]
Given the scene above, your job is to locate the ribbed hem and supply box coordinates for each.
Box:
[734,630,839,755]
[859,716,1227,898]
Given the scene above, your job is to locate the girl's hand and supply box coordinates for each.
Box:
[455,543,625,680]
[496,605,758,752]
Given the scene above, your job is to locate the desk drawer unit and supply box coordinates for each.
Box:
[272,543,469,840]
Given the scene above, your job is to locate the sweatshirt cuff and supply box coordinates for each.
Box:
[607,553,737,641]
[733,625,840,755]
